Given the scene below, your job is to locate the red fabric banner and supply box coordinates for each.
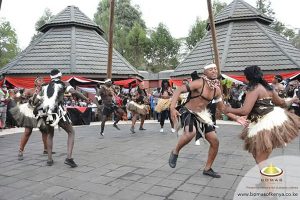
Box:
[4,76,99,89]
[227,71,300,83]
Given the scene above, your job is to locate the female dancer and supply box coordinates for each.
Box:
[224,65,300,164]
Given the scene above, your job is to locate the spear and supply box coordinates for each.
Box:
[107,0,115,79]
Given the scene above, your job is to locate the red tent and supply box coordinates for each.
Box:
[114,79,141,88]
[169,79,191,86]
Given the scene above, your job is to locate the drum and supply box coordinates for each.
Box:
[127,101,149,115]
[155,98,171,113]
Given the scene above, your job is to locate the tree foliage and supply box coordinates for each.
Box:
[185,0,227,51]
[256,0,274,18]
[31,8,54,43]
[145,23,180,72]
[94,0,145,55]
[291,34,300,49]
[125,22,149,69]
[0,19,20,68]
[256,0,296,41]
[94,0,111,39]
[35,8,54,31]
[186,18,207,50]
[213,0,227,15]
[115,0,145,32]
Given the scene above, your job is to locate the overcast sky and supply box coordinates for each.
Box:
[1,0,299,50]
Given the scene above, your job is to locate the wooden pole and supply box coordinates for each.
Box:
[207,0,221,77]
[107,0,115,79]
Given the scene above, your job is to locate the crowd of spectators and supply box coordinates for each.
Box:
[1,74,300,129]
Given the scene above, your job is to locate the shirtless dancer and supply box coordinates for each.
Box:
[95,79,125,136]
[168,64,244,178]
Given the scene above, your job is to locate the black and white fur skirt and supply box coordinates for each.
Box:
[9,103,38,129]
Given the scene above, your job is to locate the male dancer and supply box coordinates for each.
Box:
[169,64,243,178]
[95,79,124,136]
[35,69,89,167]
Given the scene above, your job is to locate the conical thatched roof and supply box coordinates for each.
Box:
[172,0,300,77]
[1,6,141,79]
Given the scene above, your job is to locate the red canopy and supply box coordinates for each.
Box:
[227,71,300,83]
[114,79,140,88]
[169,79,191,86]
[4,76,101,89]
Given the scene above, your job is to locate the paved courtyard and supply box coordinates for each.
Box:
[0,120,299,200]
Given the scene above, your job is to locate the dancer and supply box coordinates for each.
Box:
[155,80,175,133]
[95,79,125,136]
[224,65,300,165]
[189,71,217,145]
[35,69,89,167]
[128,82,149,133]
[10,77,52,160]
[168,64,244,178]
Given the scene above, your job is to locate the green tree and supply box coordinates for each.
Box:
[186,18,207,50]
[256,0,275,17]
[31,8,54,43]
[93,0,145,55]
[34,8,54,31]
[185,1,226,51]
[272,20,285,34]
[125,22,148,69]
[256,0,296,40]
[115,0,145,32]
[283,28,296,40]
[0,19,20,68]
[146,23,180,72]
[93,0,110,37]
[213,0,227,15]
[291,33,300,49]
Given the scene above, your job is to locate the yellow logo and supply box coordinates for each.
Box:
[260,163,283,177]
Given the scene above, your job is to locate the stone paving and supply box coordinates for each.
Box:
[0,120,299,200]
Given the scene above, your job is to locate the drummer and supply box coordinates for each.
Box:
[129,82,148,134]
